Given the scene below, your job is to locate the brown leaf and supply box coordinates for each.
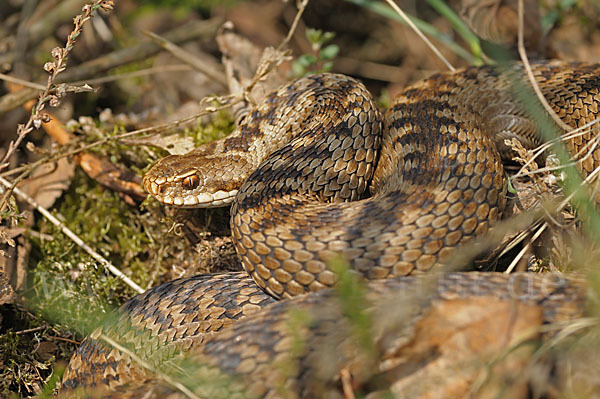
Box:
[457,0,542,51]
[386,297,543,399]
[36,341,59,361]
[77,153,145,201]
[19,157,75,209]
[216,22,288,118]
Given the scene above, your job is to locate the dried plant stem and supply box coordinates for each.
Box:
[384,0,455,72]
[98,333,201,399]
[1,1,115,174]
[144,31,228,87]
[0,17,223,113]
[0,176,144,294]
[517,0,571,132]
[512,119,600,180]
[504,222,548,274]
[280,0,309,50]
[0,73,46,90]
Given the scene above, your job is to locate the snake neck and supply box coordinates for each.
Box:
[144,73,381,208]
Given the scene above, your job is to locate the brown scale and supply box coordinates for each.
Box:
[64,62,600,397]
[223,62,600,299]
[75,273,587,399]
[59,272,275,396]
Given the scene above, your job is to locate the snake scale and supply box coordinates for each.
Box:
[59,61,600,398]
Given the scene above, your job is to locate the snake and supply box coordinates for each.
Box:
[58,61,600,398]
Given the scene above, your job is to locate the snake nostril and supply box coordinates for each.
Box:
[182,175,200,190]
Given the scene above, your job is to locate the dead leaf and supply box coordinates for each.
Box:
[19,157,75,210]
[457,0,542,51]
[386,297,543,399]
[36,341,59,361]
[216,22,288,119]
[77,153,146,201]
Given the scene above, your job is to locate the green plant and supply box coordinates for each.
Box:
[292,28,340,77]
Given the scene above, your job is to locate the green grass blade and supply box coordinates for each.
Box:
[426,0,482,61]
[346,0,478,64]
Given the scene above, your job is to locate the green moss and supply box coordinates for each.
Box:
[28,109,235,339]
[183,109,236,147]
[0,306,74,397]
[30,170,146,336]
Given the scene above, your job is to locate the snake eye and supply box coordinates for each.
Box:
[182,175,200,190]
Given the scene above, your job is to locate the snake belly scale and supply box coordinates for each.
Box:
[61,61,600,397]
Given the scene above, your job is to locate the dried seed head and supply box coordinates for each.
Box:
[51,47,63,60]
[43,62,56,73]
[100,1,114,11]
[49,96,60,107]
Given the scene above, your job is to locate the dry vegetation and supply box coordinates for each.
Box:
[0,0,600,397]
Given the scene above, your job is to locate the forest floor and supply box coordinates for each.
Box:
[1,0,600,397]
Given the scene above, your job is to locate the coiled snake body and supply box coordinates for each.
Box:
[60,61,600,398]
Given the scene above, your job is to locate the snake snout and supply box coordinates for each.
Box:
[143,153,243,208]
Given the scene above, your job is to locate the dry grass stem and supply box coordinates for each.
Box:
[144,31,228,87]
[512,122,600,180]
[517,0,571,133]
[279,0,310,51]
[0,1,115,173]
[71,64,193,86]
[0,17,223,114]
[504,222,548,274]
[98,333,201,399]
[557,163,600,211]
[0,0,115,213]
[497,223,541,259]
[384,0,455,72]
[0,73,46,90]
[0,176,144,294]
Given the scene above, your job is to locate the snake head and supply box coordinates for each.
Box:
[143,151,250,208]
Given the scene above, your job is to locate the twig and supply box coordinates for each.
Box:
[0,0,91,67]
[98,333,201,399]
[0,17,224,113]
[512,119,600,180]
[144,31,228,87]
[0,73,46,90]
[1,1,115,173]
[517,0,571,132]
[279,0,309,51]
[46,335,80,345]
[240,0,307,99]
[15,326,46,335]
[504,222,548,274]
[0,176,144,294]
[72,64,193,86]
[383,0,455,72]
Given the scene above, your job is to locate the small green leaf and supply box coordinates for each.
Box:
[506,174,517,194]
[297,54,317,67]
[306,28,323,45]
[321,31,335,43]
[291,62,306,77]
[321,61,334,72]
[319,44,339,60]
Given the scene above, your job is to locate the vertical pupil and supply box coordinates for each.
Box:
[183,175,199,190]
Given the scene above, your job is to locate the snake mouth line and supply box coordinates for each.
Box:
[143,173,239,207]
[154,189,238,208]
